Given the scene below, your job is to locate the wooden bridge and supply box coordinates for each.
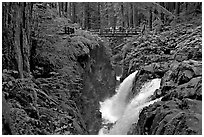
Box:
[89,28,141,37]
[61,26,142,37]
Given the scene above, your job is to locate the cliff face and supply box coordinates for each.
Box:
[120,24,202,135]
[80,42,116,134]
[2,6,116,135]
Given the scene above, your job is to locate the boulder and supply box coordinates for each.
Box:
[128,98,202,135]
[161,60,202,90]
[162,76,202,101]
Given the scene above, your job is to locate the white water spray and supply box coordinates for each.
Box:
[100,71,138,123]
[99,71,161,135]
[116,75,121,81]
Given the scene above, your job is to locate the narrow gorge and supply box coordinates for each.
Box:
[2,2,202,135]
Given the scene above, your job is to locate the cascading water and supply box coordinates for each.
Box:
[99,71,138,123]
[99,71,162,135]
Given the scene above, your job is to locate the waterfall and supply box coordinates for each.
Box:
[99,71,138,123]
[99,71,161,135]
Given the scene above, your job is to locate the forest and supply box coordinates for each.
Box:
[2,2,202,135]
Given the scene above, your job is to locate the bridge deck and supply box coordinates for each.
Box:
[89,29,141,37]
[93,32,140,37]
[62,26,142,37]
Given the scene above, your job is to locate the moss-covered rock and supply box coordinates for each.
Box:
[121,23,202,135]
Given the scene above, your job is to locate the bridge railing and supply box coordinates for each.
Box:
[89,28,141,35]
[61,26,141,37]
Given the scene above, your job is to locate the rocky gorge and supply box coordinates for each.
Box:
[118,24,202,135]
[2,2,202,135]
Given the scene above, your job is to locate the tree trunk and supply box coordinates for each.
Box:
[57,2,61,17]
[68,2,72,20]
[22,2,31,75]
[8,3,16,70]
[84,3,87,29]
[61,2,64,17]
[129,3,133,28]
[107,3,110,28]
[84,3,91,29]
[14,3,24,78]
[175,2,180,16]
[97,3,101,30]
[59,2,63,17]
[100,3,104,32]
[72,2,76,23]
[2,3,7,29]
[2,3,9,69]
[110,3,116,30]
[82,3,85,29]
[121,3,125,27]
[22,28,30,76]
[65,2,68,17]
[126,4,129,28]
[149,7,152,31]
[3,2,33,77]
[185,2,188,13]
[133,3,139,28]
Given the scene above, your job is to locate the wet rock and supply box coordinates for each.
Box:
[81,43,116,134]
[124,24,202,135]
[162,76,202,101]
[128,98,202,135]
[160,60,202,93]
[141,62,171,77]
